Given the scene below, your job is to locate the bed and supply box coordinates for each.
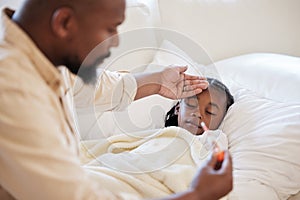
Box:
[78,43,300,199]
[75,1,300,199]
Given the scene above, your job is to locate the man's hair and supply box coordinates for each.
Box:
[164,77,234,127]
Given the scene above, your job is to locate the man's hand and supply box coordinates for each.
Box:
[158,66,208,99]
[190,150,233,200]
[157,151,233,200]
[134,65,208,100]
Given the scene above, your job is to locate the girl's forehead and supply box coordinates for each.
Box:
[201,86,225,97]
[196,88,227,105]
[196,88,211,98]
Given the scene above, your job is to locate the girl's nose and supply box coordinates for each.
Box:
[191,112,202,119]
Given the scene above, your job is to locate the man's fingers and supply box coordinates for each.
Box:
[182,83,208,93]
[180,88,203,98]
[206,152,219,168]
[173,65,188,73]
[205,150,232,171]
[184,73,207,81]
[184,79,207,85]
[218,151,232,174]
[184,80,209,89]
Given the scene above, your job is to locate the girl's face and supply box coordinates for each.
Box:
[177,87,227,135]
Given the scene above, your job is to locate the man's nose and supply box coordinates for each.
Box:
[110,34,119,47]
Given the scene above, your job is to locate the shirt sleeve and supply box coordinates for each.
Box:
[72,69,137,112]
[0,86,123,200]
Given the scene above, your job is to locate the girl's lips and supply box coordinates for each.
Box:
[185,119,202,128]
[185,119,205,135]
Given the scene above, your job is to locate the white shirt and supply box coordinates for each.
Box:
[0,8,137,200]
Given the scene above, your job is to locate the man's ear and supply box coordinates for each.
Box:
[50,7,77,39]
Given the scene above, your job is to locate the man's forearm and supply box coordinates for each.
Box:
[134,72,161,100]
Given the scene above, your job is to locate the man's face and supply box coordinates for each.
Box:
[178,87,227,135]
[66,0,125,84]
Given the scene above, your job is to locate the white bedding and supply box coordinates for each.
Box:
[215,54,300,199]
[77,39,300,199]
[80,127,228,199]
[220,87,300,199]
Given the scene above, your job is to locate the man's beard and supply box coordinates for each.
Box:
[66,52,111,85]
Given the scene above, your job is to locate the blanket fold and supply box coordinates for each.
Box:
[80,127,228,199]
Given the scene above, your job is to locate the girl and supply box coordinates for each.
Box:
[165,78,234,135]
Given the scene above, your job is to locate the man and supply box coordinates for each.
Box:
[0,0,233,199]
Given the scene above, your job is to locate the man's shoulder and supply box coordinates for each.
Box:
[0,44,34,72]
[0,45,50,94]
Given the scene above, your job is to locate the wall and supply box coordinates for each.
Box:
[1,0,300,64]
[158,0,300,62]
[0,0,22,9]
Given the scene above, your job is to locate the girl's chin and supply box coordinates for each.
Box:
[184,123,203,135]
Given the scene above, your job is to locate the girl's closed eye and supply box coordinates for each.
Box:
[184,97,198,108]
[206,110,216,116]
[207,102,220,116]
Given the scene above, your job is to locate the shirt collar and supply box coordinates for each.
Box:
[0,8,62,94]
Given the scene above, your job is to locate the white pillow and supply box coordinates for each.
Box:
[214,53,300,103]
[220,86,300,199]
[214,53,300,199]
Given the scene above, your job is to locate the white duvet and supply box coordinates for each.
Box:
[79,127,228,199]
